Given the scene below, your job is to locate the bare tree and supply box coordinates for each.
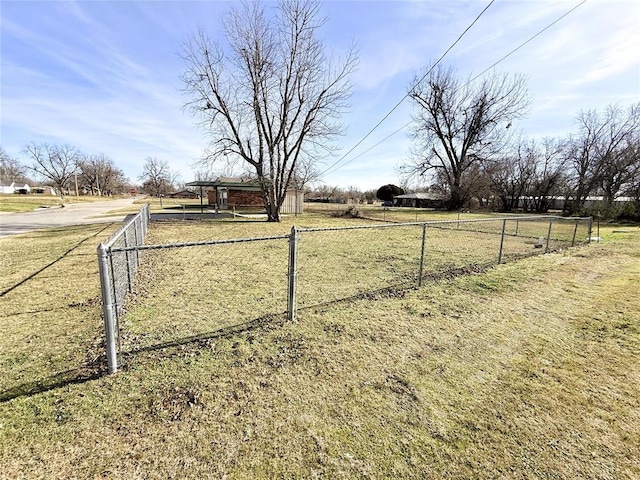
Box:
[23,143,81,197]
[139,157,172,197]
[290,154,322,190]
[484,135,536,212]
[565,103,640,213]
[100,164,129,196]
[307,183,343,203]
[626,147,640,207]
[78,153,127,196]
[598,111,640,206]
[1,147,30,185]
[78,154,99,195]
[181,0,357,221]
[404,65,530,210]
[192,168,217,182]
[622,137,640,201]
[526,138,568,213]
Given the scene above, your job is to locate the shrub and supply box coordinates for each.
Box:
[579,201,640,222]
[376,184,404,202]
[332,205,361,218]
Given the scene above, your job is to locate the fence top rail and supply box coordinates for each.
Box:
[110,233,291,253]
[298,215,591,234]
[103,203,149,249]
[109,215,591,252]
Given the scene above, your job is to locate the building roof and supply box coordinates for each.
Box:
[186,176,261,189]
[394,192,444,200]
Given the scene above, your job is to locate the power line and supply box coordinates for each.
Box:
[316,0,496,179]
[467,0,587,84]
[335,121,411,167]
[318,0,587,181]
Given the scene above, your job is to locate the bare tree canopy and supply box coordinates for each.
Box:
[78,153,127,195]
[23,143,81,196]
[484,136,568,213]
[526,137,568,213]
[403,65,530,210]
[599,129,639,207]
[138,157,177,197]
[1,147,30,185]
[565,102,640,213]
[181,0,357,221]
[484,135,536,212]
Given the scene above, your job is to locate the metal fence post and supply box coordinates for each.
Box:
[545,219,553,253]
[123,231,133,293]
[287,226,299,321]
[571,219,579,247]
[133,217,141,267]
[141,203,148,236]
[145,203,150,235]
[498,219,507,264]
[587,216,593,243]
[515,220,519,237]
[107,245,122,364]
[418,224,427,287]
[98,243,119,374]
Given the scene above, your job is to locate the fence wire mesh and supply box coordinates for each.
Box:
[99,214,591,372]
[97,204,150,371]
[102,204,150,317]
[120,236,289,351]
[296,225,423,308]
[425,219,505,270]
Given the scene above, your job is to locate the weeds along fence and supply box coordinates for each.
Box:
[97,204,150,373]
[99,214,591,373]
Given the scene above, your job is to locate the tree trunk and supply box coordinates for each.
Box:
[447,190,465,210]
[267,210,280,222]
[499,195,511,212]
[446,177,465,210]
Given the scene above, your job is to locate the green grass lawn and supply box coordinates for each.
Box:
[0,193,131,213]
[0,194,64,212]
[0,214,638,479]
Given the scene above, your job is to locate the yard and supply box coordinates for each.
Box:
[0,193,135,213]
[0,211,638,479]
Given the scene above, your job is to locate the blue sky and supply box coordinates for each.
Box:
[1,0,638,190]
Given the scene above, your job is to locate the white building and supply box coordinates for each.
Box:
[0,182,31,194]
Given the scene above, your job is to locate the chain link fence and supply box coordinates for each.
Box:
[119,233,291,355]
[97,204,150,372]
[98,214,591,373]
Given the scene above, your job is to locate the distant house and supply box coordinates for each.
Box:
[0,182,32,195]
[394,192,445,208]
[31,186,57,195]
[168,190,199,199]
[186,176,303,214]
[0,182,16,194]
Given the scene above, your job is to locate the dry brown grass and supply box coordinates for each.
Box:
[119,215,590,350]
[0,218,638,479]
[0,223,121,393]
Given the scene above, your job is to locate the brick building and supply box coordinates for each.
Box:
[186,177,303,214]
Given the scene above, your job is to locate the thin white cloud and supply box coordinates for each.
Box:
[1,0,638,190]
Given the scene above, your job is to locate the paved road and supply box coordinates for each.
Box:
[0,198,138,238]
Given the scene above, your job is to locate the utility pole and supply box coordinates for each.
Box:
[74,164,79,201]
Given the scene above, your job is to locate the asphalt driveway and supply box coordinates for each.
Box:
[0,197,138,238]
